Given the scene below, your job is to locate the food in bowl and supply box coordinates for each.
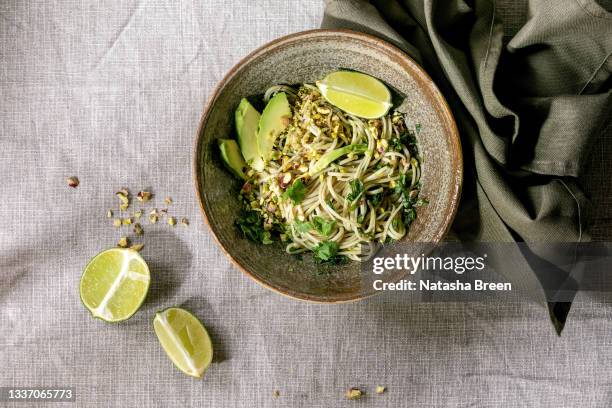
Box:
[218,70,425,263]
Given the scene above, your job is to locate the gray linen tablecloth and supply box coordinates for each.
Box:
[1,1,611,407]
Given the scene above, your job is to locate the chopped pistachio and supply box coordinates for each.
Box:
[117,236,129,248]
[129,243,144,252]
[164,196,173,205]
[67,176,79,188]
[134,209,143,219]
[116,189,130,211]
[149,208,158,216]
[376,386,386,394]
[106,210,113,218]
[149,214,158,224]
[122,217,132,225]
[346,388,363,400]
[112,219,122,228]
[273,390,280,398]
[180,217,189,226]
[136,190,152,202]
[133,223,143,236]
[168,216,176,226]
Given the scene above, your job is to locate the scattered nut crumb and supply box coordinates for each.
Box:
[149,214,158,224]
[113,219,122,228]
[136,190,152,202]
[376,386,386,394]
[130,243,144,251]
[168,216,176,226]
[160,208,168,216]
[67,176,79,188]
[133,223,143,236]
[346,388,363,400]
[134,210,143,219]
[181,217,189,226]
[106,210,113,218]
[164,196,173,205]
[116,189,130,211]
[118,236,129,248]
[273,390,280,398]
[122,217,132,225]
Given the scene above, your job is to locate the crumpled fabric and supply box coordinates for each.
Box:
[322,0,611,326]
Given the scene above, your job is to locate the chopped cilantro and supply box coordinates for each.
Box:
[312,216,336,237]
[346,179,364,203]
[313,240,340,262]
[235,209,273,244]
[294,219,313,233]
[282,179,306,204]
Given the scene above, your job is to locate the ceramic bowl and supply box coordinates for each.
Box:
[194,29,462,302]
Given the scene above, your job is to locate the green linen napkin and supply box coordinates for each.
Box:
[322,0,612,330]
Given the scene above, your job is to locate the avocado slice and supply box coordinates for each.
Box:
[235,98,264,171]
[218,139,247,180]
[309,144,368,175]
[257,92,292,162]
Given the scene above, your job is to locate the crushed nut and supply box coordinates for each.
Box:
[106,210,113,218]
[116,189,130,211]
[160,209,168,216]
[149,214,158,224]
[67,176,79,188]
[122,217,132,225]
[113,219,122,228]
[134,210,143,219]
[136,191,152,202]
[129,243,144,251]
[168,216,176,226]
[346,388,363,400]
[180,217,189,226]
[376,386,386,394]
[164,196,173,205]
[133,223,143,235]
[273,390,280,398]
[118,236,129,248]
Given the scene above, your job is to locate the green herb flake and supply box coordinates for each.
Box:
[313,240,339,262]
[346,179,364,203]
[282,179,306,204]
[312,216,336,237]
[294,220,313,233]
[236,209,274,245]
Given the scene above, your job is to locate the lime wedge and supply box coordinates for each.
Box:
[316,71,392,119]
[79,248,150,322]
[153,307,213,378]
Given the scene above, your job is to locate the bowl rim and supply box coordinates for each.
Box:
[193,28,463,303]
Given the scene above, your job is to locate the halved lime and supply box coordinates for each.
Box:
[153,307,213,378]
[316,71,392,119]
[79,248,150,322]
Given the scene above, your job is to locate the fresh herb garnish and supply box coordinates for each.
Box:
[312,216,336,237]
[313,240,340,262]
[294,219,312,233]
[368,192,384,207]
[346,179,364,203]
[235,209,273,244]
[282,179,306,204]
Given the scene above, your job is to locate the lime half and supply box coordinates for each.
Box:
[316,71,392,119]
[153,307,213,378]
[79,248,150,322]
